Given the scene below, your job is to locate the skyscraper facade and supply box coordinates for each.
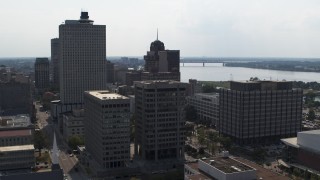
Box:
[84,91,130,169]
[134,80,187,164]
[219,81,303,144]
[142,34,180,81]
[59,12,106,105]
[51,38,60,89]
[35,58,50,92]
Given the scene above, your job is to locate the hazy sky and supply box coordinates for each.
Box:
[1,0,320,57]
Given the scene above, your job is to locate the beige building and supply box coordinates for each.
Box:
[186,93,219,125]
[0,144,35,171]
[62,109,84,142]
[59,12,106,106]
[84,91,130,169]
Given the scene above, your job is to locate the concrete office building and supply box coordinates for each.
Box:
[0,145,35,171]
[142,33,180,81]
[51,38,60,89]
[125,70,141,86]
[62,109,84,142]
[219,81,303,144]
[186,93,219,125]
[59,12,106,107]
[35,58,50,93]
[134,80,187,168]
[84,91,130,169]
[281,130,320,172]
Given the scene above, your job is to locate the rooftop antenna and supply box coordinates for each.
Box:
[157,28,158,40]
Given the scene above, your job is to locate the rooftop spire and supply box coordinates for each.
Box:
[51,132,59,165]
[157,28,158,40]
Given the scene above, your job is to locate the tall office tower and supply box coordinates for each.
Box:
[59,12,106,106]
[35,58,50,92]
[142,33,180,81]
[84,91,130,169]
[51,38,60,89]
[219,81,303,144]
[106,60,115,83]
[134,80,187,167]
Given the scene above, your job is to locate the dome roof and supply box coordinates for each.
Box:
[150,40,165,51]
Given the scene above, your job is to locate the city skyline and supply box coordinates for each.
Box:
[1,0,320,57]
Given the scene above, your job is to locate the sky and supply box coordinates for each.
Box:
[1,0,320,58]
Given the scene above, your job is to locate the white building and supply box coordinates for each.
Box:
[184,156,256,180]
[281,130,320,172]
[59,12,106,107]
[62,109,84,142]
[186,93,219,125]
[84,91,130,169]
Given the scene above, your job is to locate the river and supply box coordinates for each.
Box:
[180,63,320,82]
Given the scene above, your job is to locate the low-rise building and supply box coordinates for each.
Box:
[186,93,219,125]
[0,115,33,147]
[0,144,35,171]
[281,130,320,172]
[185,155,256,180]
[62,109,84,142]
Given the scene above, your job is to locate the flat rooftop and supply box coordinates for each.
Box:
[0,114,31,128]
[86,91,128,100]
[234,157,290,180]
[202,157,254,173]
[0,144,34,152]
[281,137,299,148]
[0,129,32,138]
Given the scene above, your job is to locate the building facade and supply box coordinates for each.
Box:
[134,80,187,164]
[0,82,32,116]
[143,35,180,81]
[84,91,130,169]
[281,130,320,172]
[219,81,303,144]
[106,60,115,84]
[35,58,50,92]
[51,38,60,90]
[62,109,84,142]
[186,93,219,125]
[59,12,106,106]
[0,145,35,171]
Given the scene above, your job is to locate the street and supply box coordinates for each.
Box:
[35,102,89,180]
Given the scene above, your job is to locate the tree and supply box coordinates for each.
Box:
[68,135,84,150]
[307,109,316,121]
[197,128,206,146]
[34,130,48,156]
[249,77,260,81]
[218,136,232,151]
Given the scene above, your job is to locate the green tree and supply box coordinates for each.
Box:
[249,77,260,81]
[307,109,316,121]
[202,85,217,93]
[68,135,84,150]
[197,128,206,146]
[34,130,48,156]
[218,136,232,150]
